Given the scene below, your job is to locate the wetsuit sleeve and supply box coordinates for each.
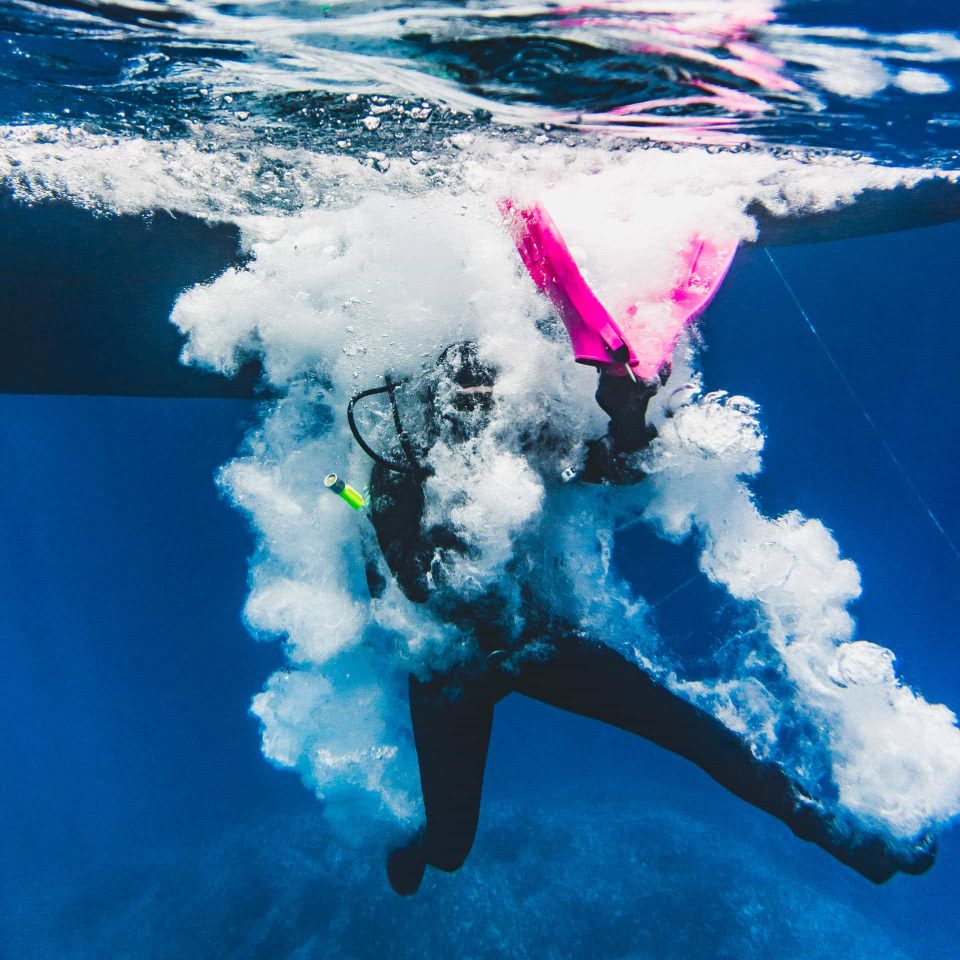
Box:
[579,371,658,485]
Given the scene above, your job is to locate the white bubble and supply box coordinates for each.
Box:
[894,69,951,94]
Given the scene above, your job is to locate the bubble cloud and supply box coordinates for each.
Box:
[170,140,960,846]
[3,118,957,850]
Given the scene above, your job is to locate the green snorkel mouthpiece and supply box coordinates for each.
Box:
[325,473,366,510]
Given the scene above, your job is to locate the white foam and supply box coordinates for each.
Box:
[641,391,960,835]
[425,436,545,595]
[895,69,952,95]
[0,122,939,227]
[250,660,420,831]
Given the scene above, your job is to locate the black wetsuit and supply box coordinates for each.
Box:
[365,370,933,893]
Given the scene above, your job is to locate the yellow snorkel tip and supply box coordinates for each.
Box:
[325,473,366,510]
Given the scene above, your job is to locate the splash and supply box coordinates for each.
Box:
[640,390,960,836]
[145,134,960,844]
[1,99,957,847]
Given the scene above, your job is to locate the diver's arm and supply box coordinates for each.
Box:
[579,370,659,485]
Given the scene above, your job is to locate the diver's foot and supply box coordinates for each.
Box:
[387,838,427,896]
[790,801,937,883]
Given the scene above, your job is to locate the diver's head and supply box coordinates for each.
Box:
[427,341,498,444]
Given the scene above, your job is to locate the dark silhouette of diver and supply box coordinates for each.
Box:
[354,343,935,895]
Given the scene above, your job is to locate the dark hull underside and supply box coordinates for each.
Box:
[2,175,957,399]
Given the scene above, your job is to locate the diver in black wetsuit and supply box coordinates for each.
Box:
[356,343,935,895]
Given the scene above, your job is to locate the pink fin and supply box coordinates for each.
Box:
[501,198,737,380]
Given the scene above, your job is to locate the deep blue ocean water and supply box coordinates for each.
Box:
[1,1,959,958]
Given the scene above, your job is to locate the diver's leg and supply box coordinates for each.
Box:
[412,674,496,872]
[389,672,496,894]
[513,634,796,817]
[511,633,934,883]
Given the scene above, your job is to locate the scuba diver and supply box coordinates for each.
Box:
[350,341,936,896]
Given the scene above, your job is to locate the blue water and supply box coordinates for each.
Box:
[2,1,959,958]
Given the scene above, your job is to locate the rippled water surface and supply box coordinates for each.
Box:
[3,0,960,159]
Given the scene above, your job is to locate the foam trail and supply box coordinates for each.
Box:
[175,155,960,849]
[638,387,960,837]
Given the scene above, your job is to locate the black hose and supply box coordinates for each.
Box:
[347,381,422,476]
[384,375,421,471]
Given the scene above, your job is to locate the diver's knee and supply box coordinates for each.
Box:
[789,802,937,884]
[428,850,469,873]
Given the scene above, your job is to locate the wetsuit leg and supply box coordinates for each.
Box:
[511,633,932,883]
[408,673,497,874]
[513,634,796,819]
